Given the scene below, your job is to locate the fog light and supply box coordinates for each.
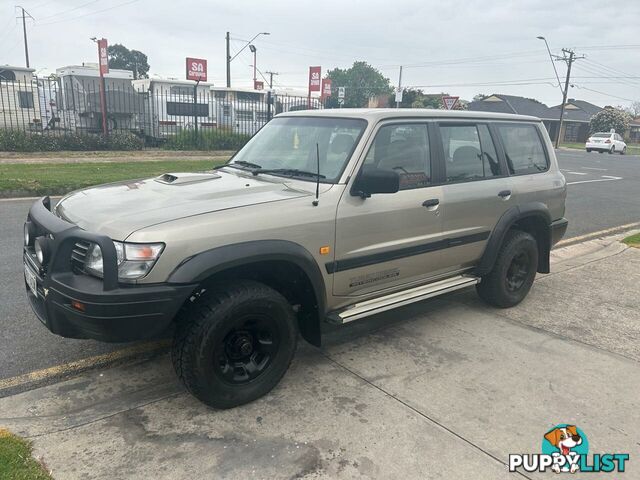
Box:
[34,237,48,264]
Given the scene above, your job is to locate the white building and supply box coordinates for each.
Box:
[0,65,39,130]
[55,63,142,133]
[133,78,215,138]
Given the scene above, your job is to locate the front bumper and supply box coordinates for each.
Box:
[24,197,195,342]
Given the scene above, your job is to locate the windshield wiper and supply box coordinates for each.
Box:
[252,168,326,179]
[227,160,263,170]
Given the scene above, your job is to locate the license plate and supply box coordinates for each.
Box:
[24,263,37,297]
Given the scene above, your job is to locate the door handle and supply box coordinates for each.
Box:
[498,190,512,198]
[422,198,440,208]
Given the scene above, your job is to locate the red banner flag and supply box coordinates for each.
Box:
[308,66,321,92]
[321,78,332,97]
[97,38,109,76]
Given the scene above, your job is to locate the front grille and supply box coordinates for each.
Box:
[71,240,91,274]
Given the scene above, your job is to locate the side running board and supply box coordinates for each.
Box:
[327,275,480,325]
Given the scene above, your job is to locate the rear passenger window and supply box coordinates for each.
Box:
[496,124,548,175]
[363,123,430,190]
[439,124,501,182]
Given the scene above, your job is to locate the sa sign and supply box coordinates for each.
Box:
[186,58,207,82]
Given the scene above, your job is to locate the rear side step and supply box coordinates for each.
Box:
[327,275,480,324]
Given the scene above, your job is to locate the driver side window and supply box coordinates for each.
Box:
[363,123,430,190]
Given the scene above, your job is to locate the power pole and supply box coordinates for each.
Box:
[225,31,231,88]
[396,65,403,108]
[555,48,585,148]
[17,7,34,68]
[265,71,278,89]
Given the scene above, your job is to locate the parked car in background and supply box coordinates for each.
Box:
[585,132,626,154]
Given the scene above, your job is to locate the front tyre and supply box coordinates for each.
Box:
[171,280,298,409]
[476,230,538,308]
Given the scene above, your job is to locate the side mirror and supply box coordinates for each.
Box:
[351,168,400,198]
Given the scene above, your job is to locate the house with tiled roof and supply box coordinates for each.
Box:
[468,94,603,143]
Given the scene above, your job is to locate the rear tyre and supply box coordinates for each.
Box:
[171,280,298,409]
[599,150,604,154]
[586,148,592,153]
[476,230,538,308]
[609,146,615,154]
[621,147,626,155]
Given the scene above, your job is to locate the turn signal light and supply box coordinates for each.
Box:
[319,246,331,255]
[71,300,85,312]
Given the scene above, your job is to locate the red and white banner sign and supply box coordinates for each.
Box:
[321,78,332,97]
[186,57,207,82]
[254,80,264,90]
[97,38,109,76]
[442,95,460,110]
[308,66,321,92]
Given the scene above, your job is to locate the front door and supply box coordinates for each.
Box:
[332,122,446,297]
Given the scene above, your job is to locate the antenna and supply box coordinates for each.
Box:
[312,143,320,206]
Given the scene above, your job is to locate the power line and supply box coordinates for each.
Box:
[571,85,637,103]
[36,0,100,21]
[35,0,141,26]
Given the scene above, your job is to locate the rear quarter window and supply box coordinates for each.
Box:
[496,123,549,175]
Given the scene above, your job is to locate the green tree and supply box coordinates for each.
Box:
[107,44,150,79]
[589,107,632,135]
[325,61,392,108]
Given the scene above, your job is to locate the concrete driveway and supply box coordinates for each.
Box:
[1,237,639,479]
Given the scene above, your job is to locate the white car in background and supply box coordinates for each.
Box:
[585,132,627,154]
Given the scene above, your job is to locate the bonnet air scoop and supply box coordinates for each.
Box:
[155,172,221,185]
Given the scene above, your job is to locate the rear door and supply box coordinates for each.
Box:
[436,121,514,271]
[494,122,565,217]
[332,121,447,297]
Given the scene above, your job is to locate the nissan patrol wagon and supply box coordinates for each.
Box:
[23,109,567,408]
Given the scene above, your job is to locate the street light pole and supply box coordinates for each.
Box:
[249,44,257,89]
[536,36,563,95]
[226,31,270,88]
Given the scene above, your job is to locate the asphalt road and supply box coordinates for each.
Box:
[0,148,638,386]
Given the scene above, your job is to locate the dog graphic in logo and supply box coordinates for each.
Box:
[544,425,583,473]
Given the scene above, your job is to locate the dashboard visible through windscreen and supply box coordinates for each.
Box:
[229,116,367,182]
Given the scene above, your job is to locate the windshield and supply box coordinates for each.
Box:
[228,116,367,182]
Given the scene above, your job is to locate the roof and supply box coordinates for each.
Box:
[0,65,35,73]
[280,108,541,122]
[467,94,550,118]
[133,78,213,87]
[546,99,602,122]
[468,94,603,123]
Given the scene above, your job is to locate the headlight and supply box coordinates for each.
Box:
[84,241,164,281]
[24,222,35,246]
[34,237,48,264]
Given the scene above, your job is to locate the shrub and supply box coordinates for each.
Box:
[0,130,143,152]
[163,130,251,151]
[589,107,632,136]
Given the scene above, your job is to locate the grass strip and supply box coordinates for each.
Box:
[0,428,53,479]
[0,159,225,197]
